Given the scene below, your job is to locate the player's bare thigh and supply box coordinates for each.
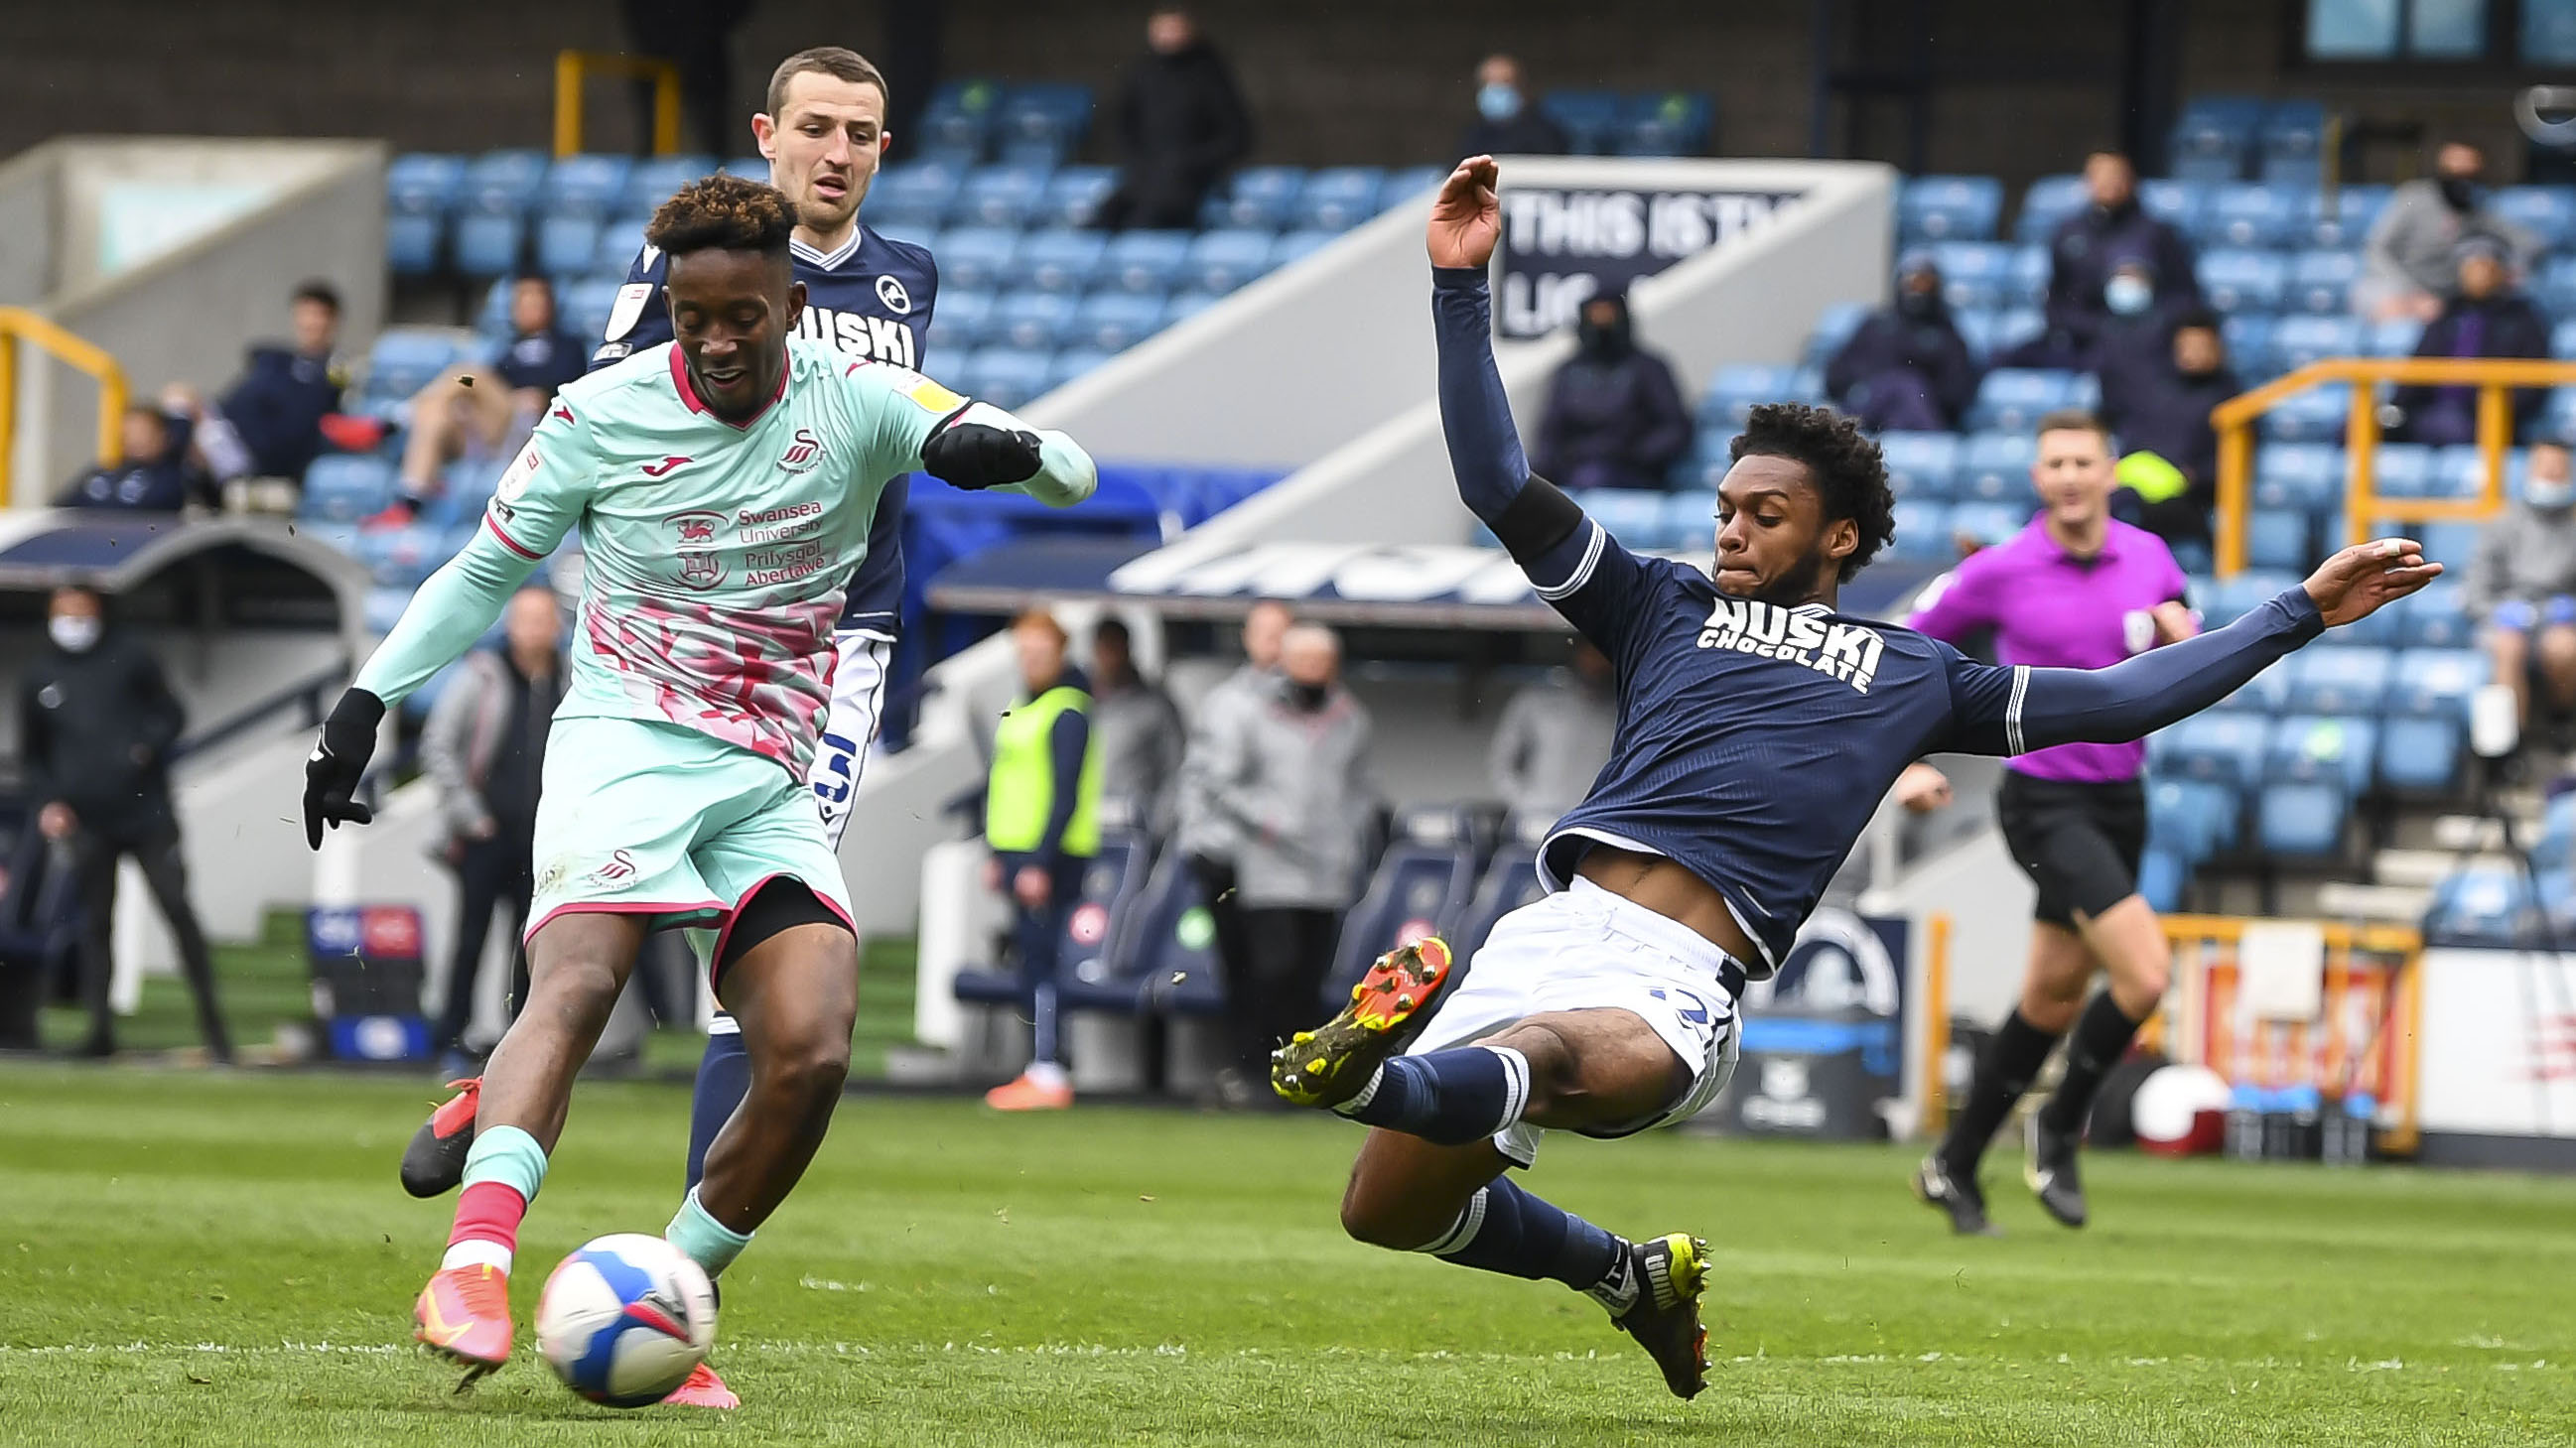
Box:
[1484,1007,1695,1129]
[1342,1129,1512,1249]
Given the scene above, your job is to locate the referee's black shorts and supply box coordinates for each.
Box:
[1995,770,2148,929]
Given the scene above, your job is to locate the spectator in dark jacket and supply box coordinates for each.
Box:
[2009,151,2201,371]
[1826,252,1978,431]
[2086,253,2203,399]
[58,394,211,512]
[1532,292,1692,491]
[19,585,227,1061]
[197,280,347,485]
[2392,236,2553,446]
[2103,310,2238,555]
[1456,54,1569,159]
[1095,6,1253,231]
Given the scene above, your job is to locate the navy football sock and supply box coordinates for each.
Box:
[1338,1045,1531,1145]
[684,1022,751,1191]
[1423,1177,1633,1311]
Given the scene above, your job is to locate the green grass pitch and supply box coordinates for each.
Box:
[3,1065,2574,1446]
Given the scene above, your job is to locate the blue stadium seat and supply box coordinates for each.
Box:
[616,155,719,216]
[959,345,1053,410]
[2377,715,2464,792]
[2267,715,2377,794]
[543,154,631,218]
[722,156,767,183]
[360,585,416,637]
[1967,368,2077,433]
[935,227,1021,292]
[2245,508,2312,571]
[1878,432,1961,502]
[1949,500,2029,548]
[918,78,1003,165]
[1269,229,1340,269]
[363,330,463,401]
[1185,229,1276,295]
[995,83,1092,169]
[2368,317,2425,357]
[2305,184,2391,249]
[2166,96,2263,183]
[1617,91,1713,156]
[2223,314,2277,381]
[2256,781,2348,856]
[2395,581,2471,648]
[1014,228,1107,294]
[2135,846,2190,912]
[2254,443,2344,512]
[2492,187,2576,251]
[2287,645,2394,715]
[1044,346,1112,392]
[1451,835,1546,960]
[991,290,1081,350]
[1958,432,2037,498]
[460,150,549,217]
[2214,658,2293,714]
[2160,713,2272,787]
[928,288,994,351]
[1900,176,2004,243]
[1074,291,1169,352]
[2428,445,2493,498]
[867,164,963,230]
[2006,245,2051,308]
[2262,382,2354,442]
[2148,777,2242,863]
[2286,249,2364,315]
[2370,443,2435,497]
[592,215,649,276]
[1101,231,1192,293]
[1953,310,2006,361]
[2541,259,2576,320]
[1165,290,1222,325]
[1973,308,2045,364]
[2138,179,2210,235]
[1584,489,1680,550]
[1804,302,1871,368]
[387,214,442,275]
[1699,364,1807,429]
[954,166,1050,228]
[2266,314,2364,375]
[2014,175,2089,243]
[1317,809,1482,1009]
[2423,865,2538,947]
[450,213,523,279]
[2257,101,2330,183]
[1294,168,1389,231]
[1931,241,2014,311]
[1043,836,1162,1017]
[300,456,397,523]
[1204,165,1304,229]
[2203,569,2302,627]
[532,213,602,278]
[2198,248,2288,313]
[2204,183,2301,248]
[388,153,467,216]
[355,524,454,590]
[1037,166,1118,228]
[1890,500,1955,561]
[1540,90,1626,155]
[558,278,621,346]
[1378,166,1447,214]
[1132,849,1227,1017]
[1662,492,1716,555]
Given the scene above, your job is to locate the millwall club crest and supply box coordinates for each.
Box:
[875,274,913,314]
[667,509,728,590]
[777,427,826,474]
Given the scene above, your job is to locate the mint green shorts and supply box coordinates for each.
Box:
[528,716,853,961]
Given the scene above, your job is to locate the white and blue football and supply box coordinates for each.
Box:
[535,1233,719,1407]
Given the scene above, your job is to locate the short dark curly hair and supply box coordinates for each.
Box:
[645,174,797,260]
[1727,402,1895,583]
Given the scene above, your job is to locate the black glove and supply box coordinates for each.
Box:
[303,688,385,849]
[921,419,1042,491]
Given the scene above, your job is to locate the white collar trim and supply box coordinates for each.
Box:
[790,228,864,269]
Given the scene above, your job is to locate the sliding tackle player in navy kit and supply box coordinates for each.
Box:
[1267,157,2443,1400]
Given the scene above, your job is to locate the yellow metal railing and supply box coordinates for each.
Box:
[2156,915,2423,1154]
[554,51,682,158]
[2213,356,2576,576]
[0,308,131,510]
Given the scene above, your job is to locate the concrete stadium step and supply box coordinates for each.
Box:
[2373,846,2520,887]
[2314,880,2431,922]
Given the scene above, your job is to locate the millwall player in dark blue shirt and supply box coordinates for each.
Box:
[398,46,938,1410]
[1269,158,2441,1401]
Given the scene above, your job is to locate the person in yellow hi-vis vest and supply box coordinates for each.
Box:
[982,609,1105,1111]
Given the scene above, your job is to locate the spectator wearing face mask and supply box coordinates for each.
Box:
[1826,251,1979,432]
[18,585,228,1062]
[2008,150,2200,371]
[1530,291,1691,492]
[2101,310,2238,558]
[2389,236,2552,447]
[2468,442,2576,733]
[1455,54,1568,159]
[2361,140,2539,324]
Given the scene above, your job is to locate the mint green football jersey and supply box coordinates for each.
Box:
[479,337,962,770]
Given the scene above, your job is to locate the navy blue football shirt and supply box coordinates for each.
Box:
[1433,267,2326,975]
[594,223,940,638]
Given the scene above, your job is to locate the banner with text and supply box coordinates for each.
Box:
[1495,183,1805,338]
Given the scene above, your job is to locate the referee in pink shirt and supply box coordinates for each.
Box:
[1900,408,2199,1236]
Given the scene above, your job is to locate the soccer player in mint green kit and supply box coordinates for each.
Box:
[300,174,1095,1388]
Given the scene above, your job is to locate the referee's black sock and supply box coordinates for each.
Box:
[1937,1009,2060,1179]
[2038,993,2147,1135]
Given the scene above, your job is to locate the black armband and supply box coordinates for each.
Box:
[1491,473,1586,565]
